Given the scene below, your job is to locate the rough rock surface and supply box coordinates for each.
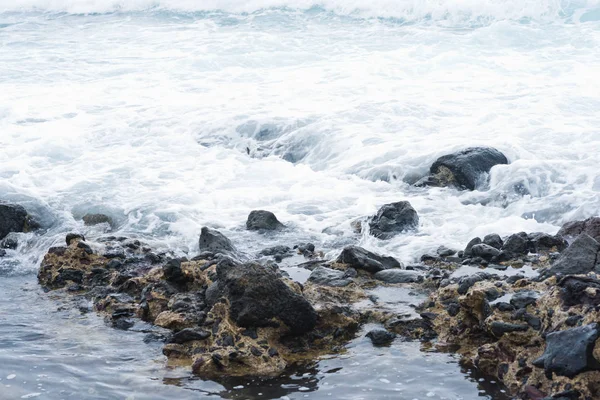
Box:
[419,147,508,190]
[308,267,353,287]
[368,201,418,239]
[374,269,423,284]
[0,203,36,240]
[198,227,237,255]
[246,210,284,231]
[541,233,600,278]
[336,246,401,273]
[558,217,600,242]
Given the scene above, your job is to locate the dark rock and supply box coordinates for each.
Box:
[215,259,317,335]
[0,249,5,257]
[420,254,438,262]
[483,234,503,250]
[1,237,18,250]
[366,329,396,346]
[106,259,123,270]
[470,244,501,261]
[199,227,237,255]
[259,245,291,258]
[464,237,482,257]
[308,267,353,287]
[502,232,530,257]
[558,217,600,242]
[528,232,568,253]
[169,328,211,344]
[524,314,542,330]
[268,348,279,357]
[447,302,460,317]
[56,269,84,284]
[436,245,456,257]
[565,315,582,327]
[457,272,492,295]
[336,246,401,274]
[541,234,600,278]
[246,210,284,231]
[250,346,262,356]
[489,321,529,337]
[510,291,539,309]
[558,276,600,308]
[163,259,187,285]
[77,241,93,254]
[82,213,112,226]
[494,302,515,312]
[533,323,600,378]
[0,203,36,240]
[425,147,508,190]
[373,269,423,284]
[65,233,85,246]
[368,201,418,239]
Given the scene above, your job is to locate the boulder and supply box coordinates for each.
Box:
[0,203,35,240]
[336,246,401,274]
[528,232,567,253]
[198,227,237,255]
[421,147,508,190]
[463,237,482,257]
[510,290,539,309]
[307,267,353,287]
[246,210,284,231]
[82,213,112,226]
[541,233,600,278]
[558,217,600,242]
[470,244,501,261]
[533,323,600,378]
[366,329,396,346]
[374,269,423,284]
[368,201,419,239]
[214,259,317,335]
[501,232,530,257]
[483,234,503,250]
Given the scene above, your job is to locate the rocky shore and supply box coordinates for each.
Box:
[3,146,599,399]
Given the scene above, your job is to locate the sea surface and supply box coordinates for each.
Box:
[1,0,599,398]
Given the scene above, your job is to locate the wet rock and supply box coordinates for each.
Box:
[169,328,211,344]
[483,234,503,250]
[489,321,529,337]
[565,315,582,327]
[558,276,600,308]
[510,290,539,309]
[77,241,93,254]
[336,246,401,274]
[501,232,530,258]
[374,269,423,284]
[463,237,482,257]
[457,272,492,295]
[366,329,396,346]
[246,210,284,231]
[533,323,600,378]
[0,203,36,239]
[437,245,456,257]
[82,213,112,226]
[65,233,85,246]
[368,201,418,239]
[259,245,292,259]
[422,147,508,190]
[215,259,317,335]
[541,233,600,278]
[470,244,501,261]
[0,249,6,257]
[308,267,353,287]
[198,227,237,255]
[163,259,188,285]
[528,232,567,253]
[558,217,600,242]
[1,236,18,250]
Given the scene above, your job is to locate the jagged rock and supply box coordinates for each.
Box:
[470,244,501,261]
[65,233,85,246]
[366,329,396,346]
[483,234,503,250]
[169,328,211,344]
[214,259,317,335]
[457,272,492,295]
[163,259,187,285]
[374,269,423,284]
[1,236,18,250]
[558,217,600,242]
[464,237,482,257]
[419,147,508,190]
[558,276,600,308]
[198,227,237,255]
[489,321,529,337]
[528,232,567,253]
[336,246,401,274]
[308,267,353,287]
[246,210,284,231]
[82,213,112,226]
[501,232,530,257]
[0,203,36,239]
[533,323,600,378]
[541,233,600,278]
[510,290,539,309]
[368,201,418,239]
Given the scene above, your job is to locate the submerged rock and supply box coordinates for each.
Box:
[246,210,284,231]
[336,246,401,273]
[198,227,237,255]
[533,323,600,378]
[366,329,396,346]
[368,201,418,239]
[0,203,37,240]
[418,147,508,190]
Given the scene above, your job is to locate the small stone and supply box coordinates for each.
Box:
[489,321,529,337]
[366,329,396,346]
[65,233,85,246]
[373,269,423,284]
[437,245,456,257]
[510,290,539,309]
[169,328,211,344]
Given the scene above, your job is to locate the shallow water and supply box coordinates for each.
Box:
[1,0,600,398]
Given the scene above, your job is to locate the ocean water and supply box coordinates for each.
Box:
[1,0,599,398]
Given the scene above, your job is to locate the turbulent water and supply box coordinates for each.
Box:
[1,0,600,398]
